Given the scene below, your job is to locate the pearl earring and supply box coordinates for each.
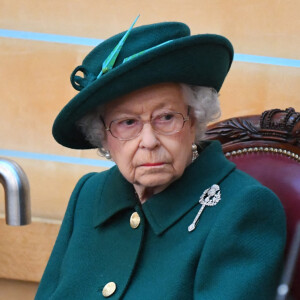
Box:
[192,143,199,162]
[104,151,112,160]
[97,148,112,160]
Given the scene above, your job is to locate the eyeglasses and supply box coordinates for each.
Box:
[103,111,190,141]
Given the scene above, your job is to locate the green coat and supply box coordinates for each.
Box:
[36,141,286,300]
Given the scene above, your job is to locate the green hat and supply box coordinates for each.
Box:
[52,20,234,149]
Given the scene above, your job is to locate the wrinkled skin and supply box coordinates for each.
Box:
[102,83,196,202]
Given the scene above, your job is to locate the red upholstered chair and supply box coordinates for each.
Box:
[204,107,300,300]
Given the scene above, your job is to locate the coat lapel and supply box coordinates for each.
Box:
[93,140,235,235]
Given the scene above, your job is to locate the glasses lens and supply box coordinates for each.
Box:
[152,112,184,134]
[108,112,187,140]
[110,118,142,140]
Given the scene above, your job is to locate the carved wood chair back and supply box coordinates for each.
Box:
[204,107,300,299]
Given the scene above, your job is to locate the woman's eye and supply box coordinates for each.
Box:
[119,119,138,126]
[158,113,175,122]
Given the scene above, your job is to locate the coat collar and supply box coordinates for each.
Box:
[93,140,235,235]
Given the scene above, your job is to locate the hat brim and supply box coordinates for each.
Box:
[53,34,233,149]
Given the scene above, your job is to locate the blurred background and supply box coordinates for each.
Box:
[0,1,299,298]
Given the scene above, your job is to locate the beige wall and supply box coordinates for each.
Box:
[0,0,299,298]
[0,279,38,300]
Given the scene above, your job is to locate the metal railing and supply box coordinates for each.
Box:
[0,158,31,225]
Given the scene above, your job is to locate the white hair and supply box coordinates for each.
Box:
[77,84,221,150]
[180,84,221,142]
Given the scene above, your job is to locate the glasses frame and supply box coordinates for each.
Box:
[102,109,190,141]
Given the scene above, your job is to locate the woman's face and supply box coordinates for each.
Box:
[102,83,196,199]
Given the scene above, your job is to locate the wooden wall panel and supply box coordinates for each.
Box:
[0,0,299,59]
[0,158,107,219]
[0,279,38,300]
[0,38,89,155]
[0,218,59,282]
[221,62,300,119]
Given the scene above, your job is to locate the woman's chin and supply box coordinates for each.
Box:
[132,164,181,191]
[134,173,175,190]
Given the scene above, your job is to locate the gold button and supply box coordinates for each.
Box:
[102,282,116,297]
[130,212,141,229]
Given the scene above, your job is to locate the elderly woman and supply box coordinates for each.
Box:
[36,19,286,300]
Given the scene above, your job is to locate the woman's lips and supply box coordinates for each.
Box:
[141,162,165,167]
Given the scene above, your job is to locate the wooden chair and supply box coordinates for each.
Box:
[204,107,300,300]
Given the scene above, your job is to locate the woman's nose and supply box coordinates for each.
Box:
[138,123,160,149]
